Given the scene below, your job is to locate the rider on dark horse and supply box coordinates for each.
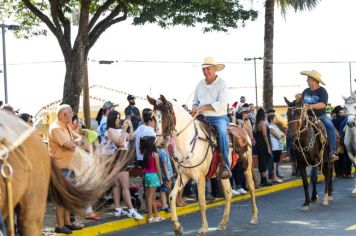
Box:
[294,70,339,163]
[191,57,232,179]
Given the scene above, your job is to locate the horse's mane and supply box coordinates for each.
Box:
[170,100,192,120]
[345,95,356,104]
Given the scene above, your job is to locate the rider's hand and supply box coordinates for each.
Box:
[303,104,311,111]
[192,106,202,117]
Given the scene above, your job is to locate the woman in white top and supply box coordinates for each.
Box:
[267,113,285,183]
[104,110,143,220]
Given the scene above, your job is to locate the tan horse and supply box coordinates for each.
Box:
[0,110,129,236]
[148,95,258,236]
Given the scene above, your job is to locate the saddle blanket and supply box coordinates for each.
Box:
[0,110,34,157]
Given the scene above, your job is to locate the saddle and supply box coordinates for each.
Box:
[196,115,249,178]
[0,110,34,157]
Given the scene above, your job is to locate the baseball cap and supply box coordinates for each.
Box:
[102,101,118,109]
[127,95,136,100]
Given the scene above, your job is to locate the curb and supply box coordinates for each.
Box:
[57,175,326,236]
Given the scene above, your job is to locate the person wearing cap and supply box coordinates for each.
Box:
[192,57,231,179]
[331,106,352,178]
[125,95,142,131]
[237,96,246,110]
[295,70,338,163]
[96,101,118,143]
[18,113,33,126]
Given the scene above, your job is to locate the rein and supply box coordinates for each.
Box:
[289,106,326,168]
[175,114,198,137]
[172,122,216,169]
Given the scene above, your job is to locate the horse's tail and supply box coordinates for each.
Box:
[48,148,135,213]
[48,159,94,212]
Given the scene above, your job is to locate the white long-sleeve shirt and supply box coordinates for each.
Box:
[192,76,228,116]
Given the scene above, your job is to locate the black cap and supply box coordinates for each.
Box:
[127,95,136,100]
[331,105,343,114]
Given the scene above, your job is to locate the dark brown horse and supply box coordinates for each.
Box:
[0,110,129,235]
[284,97,333,210]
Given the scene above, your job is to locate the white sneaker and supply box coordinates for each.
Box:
[232,189,241,196]
[128,209,144,220]
[154,216,164,222]
[237,188,248,194]
[114,208,128,217]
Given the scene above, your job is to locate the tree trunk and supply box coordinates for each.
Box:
[62,50,85,113]
[263,0,274,111]
[83,63,91,129]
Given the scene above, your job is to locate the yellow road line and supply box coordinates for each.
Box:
[58,176,328,236]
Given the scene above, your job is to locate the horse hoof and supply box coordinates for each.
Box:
[300,205,309,211]
[352,191,356,198]
[322,200,329,206]
[174,225,184,236]
[217,224,227,231]
[198,228,207,236]
[250,218,258,225]
[328,196,333,201]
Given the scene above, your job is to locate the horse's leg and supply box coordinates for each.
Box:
[320,161,330,205]
[170,173,188,236]
[217,178,232,230]
[310,167,318,203]
[244,162,258,224]
[349,157,356,197]
[328,163,334,201]
[16,185,48,236]
[299,167,311,211]
[196,176,208,236]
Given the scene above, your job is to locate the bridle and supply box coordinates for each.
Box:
[153,101,215,169]
[287,105,326,167]
[153,101,176,139]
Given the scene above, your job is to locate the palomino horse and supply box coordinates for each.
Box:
[148,95,258,236]
[342,94,356,196]
[284,97,333,210]
[0,110,128,235]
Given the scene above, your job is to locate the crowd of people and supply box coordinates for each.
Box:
[0,58,353,235]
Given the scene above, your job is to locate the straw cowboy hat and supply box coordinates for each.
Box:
[300,70,325,85]
[201,57,225,71]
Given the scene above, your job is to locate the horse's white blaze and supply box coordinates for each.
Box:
[153,110,163,144]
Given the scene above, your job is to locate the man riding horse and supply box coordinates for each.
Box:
[295,70,338,163]
[191,57,231,179]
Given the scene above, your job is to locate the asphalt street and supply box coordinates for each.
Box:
[103,178,356,236]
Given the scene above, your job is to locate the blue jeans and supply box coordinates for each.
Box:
[206,115,230,167]
[319,114,337,152]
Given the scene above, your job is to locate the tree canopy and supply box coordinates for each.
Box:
[0,0,259,114]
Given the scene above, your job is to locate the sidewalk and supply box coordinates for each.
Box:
[44,156,313,236]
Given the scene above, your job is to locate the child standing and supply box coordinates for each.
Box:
[158,146,174,212]
[140,136,164,223]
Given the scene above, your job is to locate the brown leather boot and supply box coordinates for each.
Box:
[328,152,339,163]
[221,166,232,179]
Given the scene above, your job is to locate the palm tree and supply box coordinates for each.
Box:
[263,0,320,110]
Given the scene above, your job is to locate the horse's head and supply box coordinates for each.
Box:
[284,96,305,137]
[342,94,356,127]
[147,95,176,147]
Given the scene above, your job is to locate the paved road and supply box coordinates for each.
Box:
[103,178,356,236]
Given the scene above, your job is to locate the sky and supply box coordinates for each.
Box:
[1,0,356,115]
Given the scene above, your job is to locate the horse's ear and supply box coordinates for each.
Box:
[147,95,156,106]
[160,94,168,104]
[341,95,348,101]
[284,97,292,107]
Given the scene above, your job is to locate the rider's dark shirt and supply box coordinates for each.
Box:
[124,105,141,131]
[302,87,328,117]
